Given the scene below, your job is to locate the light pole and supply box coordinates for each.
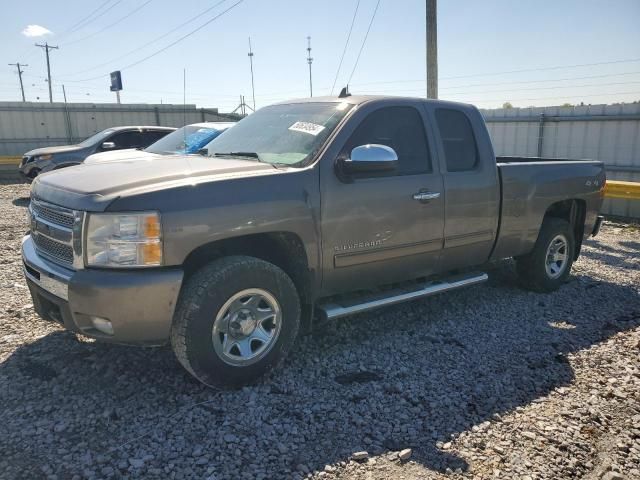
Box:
[8,62,28,102]
[306,36,313,97]
[248,37,256,111]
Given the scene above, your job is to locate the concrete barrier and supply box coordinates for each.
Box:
[605,181,640,200]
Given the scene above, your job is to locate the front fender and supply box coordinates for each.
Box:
[105,167,322,282]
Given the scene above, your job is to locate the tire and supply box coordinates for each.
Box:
[171,256,301,388]
[515,217,575,293]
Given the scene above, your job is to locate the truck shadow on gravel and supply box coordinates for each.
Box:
[1,263,639,478]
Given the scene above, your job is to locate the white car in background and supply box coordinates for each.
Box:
[84,122,235,164]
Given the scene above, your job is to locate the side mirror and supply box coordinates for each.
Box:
[197,147,208,156]
[101,141,116,150]
[339,144,398,175]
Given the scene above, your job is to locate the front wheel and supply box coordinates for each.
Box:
[171,256,301,388]
[515,217,575,292]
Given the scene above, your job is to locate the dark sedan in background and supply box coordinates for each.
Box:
[19,125,176,180]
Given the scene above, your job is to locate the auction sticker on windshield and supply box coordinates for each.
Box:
[288,121,326,136]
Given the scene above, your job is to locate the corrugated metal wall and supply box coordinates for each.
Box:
[0,101,238,156]
[482,103,640,218]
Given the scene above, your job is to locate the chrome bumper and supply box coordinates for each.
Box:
[22,235,71,300]
[21,234,184,345]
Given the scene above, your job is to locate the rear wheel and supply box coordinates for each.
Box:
[515,217,575,292]
[171,256,300,388]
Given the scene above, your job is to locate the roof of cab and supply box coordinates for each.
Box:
[272,95,475,110]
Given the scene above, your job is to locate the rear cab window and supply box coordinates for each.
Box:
[435,109,479,172]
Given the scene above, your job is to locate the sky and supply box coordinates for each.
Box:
[1,0,640,112]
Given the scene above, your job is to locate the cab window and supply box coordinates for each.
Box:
[344,106,432,175]
[435,109,479,172]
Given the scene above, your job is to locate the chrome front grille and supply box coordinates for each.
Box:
[29,198,81,269]
[31,199,75,228]
[32,233,74,265]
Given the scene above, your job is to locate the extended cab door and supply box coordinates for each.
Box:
[320,101,445,294]
[428,105,500,271]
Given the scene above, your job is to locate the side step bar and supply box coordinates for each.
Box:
[317,272,488,320]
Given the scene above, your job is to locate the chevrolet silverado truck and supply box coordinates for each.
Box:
[22,96,605,388]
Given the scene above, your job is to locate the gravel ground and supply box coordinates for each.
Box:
[0,181,639,480]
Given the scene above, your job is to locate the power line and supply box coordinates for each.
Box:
[450,90,640,104]
[348,58,640,88]
[330,0,361,95]
[63,0,123,39]
[346,0,382,86]
[357,80,640,96]
[114,1,244,74]
[59,0,114,37]
[29,70,640,105]
[350,71,640,90]
[62,0,154,46]
[433,71,640,90]
[62,0,229,78]
[440,58,640,81]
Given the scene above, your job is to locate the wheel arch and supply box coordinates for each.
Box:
[542,199,586,260]
[182,232,315,332]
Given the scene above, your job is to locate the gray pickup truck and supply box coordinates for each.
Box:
[22,96,605,387]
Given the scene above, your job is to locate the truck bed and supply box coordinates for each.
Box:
[491,157,605,261]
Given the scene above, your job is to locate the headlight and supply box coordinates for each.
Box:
[85,212,162,267]
[35,154,52,161]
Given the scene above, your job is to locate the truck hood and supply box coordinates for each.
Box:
[25,145,85,156]
[32,154,278,211]
[84,149,151,164]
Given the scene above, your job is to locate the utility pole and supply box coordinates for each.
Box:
[426,0,438,99]
[247,37,256,112]
[8,62,28,102]
[36,42,59,103]
[306,36,313,97]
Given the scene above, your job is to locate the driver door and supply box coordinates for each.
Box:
[320,103,445,294]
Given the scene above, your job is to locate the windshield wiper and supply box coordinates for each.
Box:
[213,151,261,160]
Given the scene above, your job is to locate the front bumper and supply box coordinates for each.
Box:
[19,159,42,180]
[22,235,184,345]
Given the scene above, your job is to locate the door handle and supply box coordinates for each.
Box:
[412,191,440,201]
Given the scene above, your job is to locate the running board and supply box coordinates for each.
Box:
[317,272,488,320]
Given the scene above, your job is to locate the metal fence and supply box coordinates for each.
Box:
[0,101,239,156]
[482,103,640,218]
[0,100,638,217]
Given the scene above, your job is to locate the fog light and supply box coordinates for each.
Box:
[91,316,114,335]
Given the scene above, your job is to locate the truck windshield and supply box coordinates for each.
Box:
[204,102,353,166]
[145,125,227,155]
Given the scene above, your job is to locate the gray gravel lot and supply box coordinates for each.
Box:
[0,181,639,480]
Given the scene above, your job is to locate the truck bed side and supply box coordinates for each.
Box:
[491,159,605,260]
